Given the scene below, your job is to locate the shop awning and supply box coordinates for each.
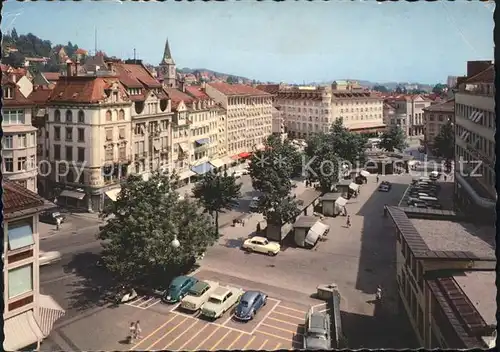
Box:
[360,170,370,177]
[209,158,225,168]
[254,143,265,151]
[349,183,359,191]
[38,294,65,337]
[231,154,241,160]
[195,138,210,145]
[238,152,252,158]
[4,311,44,351]
[335,197,348,207]
[222,156,234,166]
[59,190,85,200]
[191,162,214,175]
[105,188,121,202]
[306,222,330,246]
[178,142,188,152]
[178,170,195,180]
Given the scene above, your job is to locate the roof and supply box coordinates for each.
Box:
[409,218,495,258]
[241,291,261,302]
[321,192,342,201]
[256,84,281,94]
[294,216,319,228]
[211,286,231,300]
[423,99,455,112]
[454,271,496,326]
[185,85,210,100]
[29,87,53,104]
[43,72,60,81]
[113,62,162,89]
[164,87,195,109]
[208,82,271,96]
[48,76,127,104]
[2,78,34,107]
[464,65,494,84]
[189,281,210,294]
[3,181,48,218]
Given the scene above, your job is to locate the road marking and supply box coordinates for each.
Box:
[261,322,303,335]
[178,324,209,351]
[221,313,234,326]
[137,297,156,308]
[146,317,188,350]
[271,310,304,320]
[258,339,269,350]
[250,299,281,335]
[226,332,243,350]
[242,336,256,350]
[274,342,282,350]
[162,319,199,349]
[146,299,161,309]
[256,330,298,343]
[172,310,249,335]
[127,296,145,306]
[278,305,307,314]
[170,302,181,312]
[210,330,232,351]
[194,326,220,350]
[267,316,301,326]
[130,315,178,350]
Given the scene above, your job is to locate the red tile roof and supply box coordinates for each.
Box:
[113,62,162,89]
[2,74,34,107]
[29,86,53,104]
[464,65,494,84]
[256,84,280,94]
[43,72,60,81]
[208,82,271,96]
[185,86,210,100]
[164,87,194,109]
[48,76,127,104]
[423,99,455,112]
[3,180,45,215]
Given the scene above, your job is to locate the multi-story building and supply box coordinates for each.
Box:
[2,70,38,192]
[447,76,458,89]
[3,181,65,351]
[453,60,495,223]
[205,82,273,160]
[422,99,454,151]
[386,206,495,349]
[384,95,432,138]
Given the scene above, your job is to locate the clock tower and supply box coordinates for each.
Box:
[159,38,177,88]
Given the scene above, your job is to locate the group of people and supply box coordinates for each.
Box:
[128,320,142,344]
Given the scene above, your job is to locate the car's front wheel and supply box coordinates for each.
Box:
[246,247,253,252]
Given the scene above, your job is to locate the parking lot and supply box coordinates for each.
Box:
[127,291,308,350]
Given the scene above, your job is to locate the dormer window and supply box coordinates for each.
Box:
[3,87,13,99]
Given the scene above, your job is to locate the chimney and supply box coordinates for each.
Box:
[74,60,80,76]
[180,79,186,92]
[201,81,206,90]
[66,59,73,77]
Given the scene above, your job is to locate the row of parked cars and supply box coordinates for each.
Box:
[406,174,442,209]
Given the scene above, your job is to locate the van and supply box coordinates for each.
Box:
[419,195,438,202]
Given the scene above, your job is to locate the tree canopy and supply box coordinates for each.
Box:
[249,135,300,226]
[192,170,242,231]
[372,85,389,93]
[98,172,218,288]
[432,120,454,162]
[432,83,448,95]
[379,126,408,152]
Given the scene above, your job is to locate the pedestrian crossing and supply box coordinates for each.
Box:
[125,295,162,309]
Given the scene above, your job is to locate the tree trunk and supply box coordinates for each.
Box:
[215,211,219,233]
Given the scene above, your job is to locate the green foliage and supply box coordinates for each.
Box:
[432,121,454,161]
[432,83,448,95]
[372,85,389,93]
[249,135,300,225]
[328,118,367,165]
[192,170,242,230]
[98,172,218,288]
[379,126,408,152]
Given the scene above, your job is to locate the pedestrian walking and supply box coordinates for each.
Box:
[129,322,136,343]
[135,320,142,340]
[56,217,61,231]
[346,215,351,228]
[444,175,447,181]
[376,285,382,301]
[376,175,379,183]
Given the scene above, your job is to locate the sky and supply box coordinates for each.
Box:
[1,0,494,84]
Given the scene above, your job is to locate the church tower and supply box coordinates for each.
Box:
[159,38,177,88]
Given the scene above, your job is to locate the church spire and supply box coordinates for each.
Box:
[162,38,175,65]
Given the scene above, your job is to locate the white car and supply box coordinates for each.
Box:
[39,250,62,266]
[180,280,219,312]
[200,286,244,319]
[242,236,281,256]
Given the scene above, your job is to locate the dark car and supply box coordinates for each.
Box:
[162,276,199,304]
[249,197,260,212]
[234,290,267,321]
[39,210,66,225]
[303,310,331,350]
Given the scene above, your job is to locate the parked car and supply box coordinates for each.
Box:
[180,280,219,312]
[39,210,66,225]
[429,171,440,180]
[200,286,244,319]
[408,201,428,208]
[234,291,267,321]
[39,250,62,266]
[303,310,331,350]
[162,276,199,304]
[249,197,260,212]
[378,181,391,192]
[242,236,280,256]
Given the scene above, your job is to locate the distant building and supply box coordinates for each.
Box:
[422,99,454,150]
[158,39,177,88]
[384,94,432,138]
[446,76,458,89]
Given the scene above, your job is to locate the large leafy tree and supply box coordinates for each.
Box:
[432,83,448,95]
[372,85,389,93]
[98,172,218,288]
[379,126,408,152]
[249,135,300,226]
[193,170,242,231]
[328,118,367,165]
[432,120,454,170]
[304,133,340,193]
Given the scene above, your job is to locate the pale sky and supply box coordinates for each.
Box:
[1,0,494,84]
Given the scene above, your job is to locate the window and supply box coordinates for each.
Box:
[66,146,73,161]
[77,147,85,162]
[66,127,73,141]
[3,135,13,148]
[77,128,85,142]
[54,126,61,141]
[106,110,112,122]
[118,109,125,120]
[105,129,113,141]
[8,219,34,250]
[54,109,61,122]
[119,127,125,139]
[29,155,35,169]
[78,110,85,123]
[119,143,126,160]
[8,264,33,299]
[3,110,25,124]
[104,146,114,161]
[18,134,27,148]
[4,86,13,99]
[28,133,35,147]
[4,157,14,172]
[54,144,61,160]
[17,157,26,171]
[66,110,73,122]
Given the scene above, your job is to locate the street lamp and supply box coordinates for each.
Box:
[171,235,180,249]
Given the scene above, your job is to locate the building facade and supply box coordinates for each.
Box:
[3,181,64,351]
[422,99,454,150]
[2,71,38,192]
[384,95,432,138]
[453,61,495,223]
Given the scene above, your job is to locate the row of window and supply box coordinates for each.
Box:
[455,103,495,129]
[455,145,495,190]
[228,97,272,106]
[3,156,36,173]
[3,109,26,125]
[52,145,86,162]
[455,124,495,158]
[53,126,85,142]
[104,143,128,161]
[2,133,36,149]
[427,113,452,122]
[134,138,170,155]
[105,126,127,141]
[54,109,85,123]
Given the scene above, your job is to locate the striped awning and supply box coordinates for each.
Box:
[178,170,196,180]
[59,190,85,200]
[209,158,225,168]
[105,188,121,202]
[38,294,65,337]
[4,311,44,351]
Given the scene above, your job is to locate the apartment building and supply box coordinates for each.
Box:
[453,61,495,223]
[387,206,495,349]
[43,62,133,212]
[422,99,454,150]
[2,71,38,192]
[3,181,65,351]
[383,101,407,133]
[384,95,432,137]
[205,82,273,160]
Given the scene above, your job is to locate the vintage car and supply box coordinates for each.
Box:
[39,250,62,266]
[162,276,199,304]
[242,236,280,256]
[39,210,66,225]
[180,280,219,312]
[303,310,331,350]
[378,181,392,192]
[249,197,260,212]
[234,291,267,321]
[200,286,244,319]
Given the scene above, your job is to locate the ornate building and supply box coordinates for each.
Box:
[158,39,177,89]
